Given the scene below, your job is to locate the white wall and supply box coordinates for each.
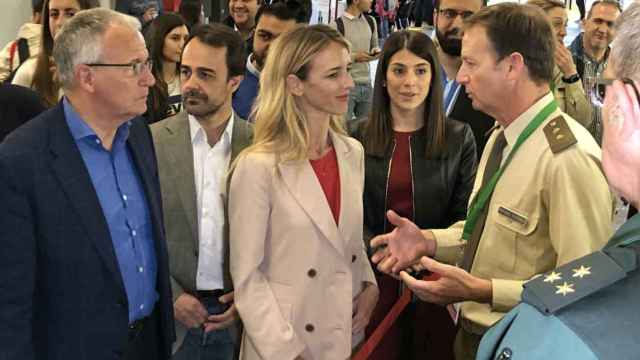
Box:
[0,0,112,48]
[0,1,32,48]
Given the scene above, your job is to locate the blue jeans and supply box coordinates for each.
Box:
[172,297,236,360]
[346,83,373,127]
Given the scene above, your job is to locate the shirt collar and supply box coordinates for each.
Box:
[188,112,235,147]
[247,54,261,77]
[503,92,556,148]
[63,97,131,145]
[343,11,359,20]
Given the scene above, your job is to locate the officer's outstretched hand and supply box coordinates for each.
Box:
[400,257,493,305]
[370,210,436,274]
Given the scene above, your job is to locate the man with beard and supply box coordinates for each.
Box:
[433,0,495,156]
[151,24,252,360]
[570,0,621,144]
[232,0,310,120]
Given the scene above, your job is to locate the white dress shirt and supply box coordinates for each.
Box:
[189,113,234,290]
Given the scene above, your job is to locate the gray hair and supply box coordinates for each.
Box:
[53,8,140,89]
[611,1,640,82]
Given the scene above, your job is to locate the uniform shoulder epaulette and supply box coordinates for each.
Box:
[543,116,577,154]
[522,250,629,315]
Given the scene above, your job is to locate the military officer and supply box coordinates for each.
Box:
[477,4,640,359]
[370,4,614,359]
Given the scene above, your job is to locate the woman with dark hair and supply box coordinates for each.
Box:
[144,12,189,123]
[353,30,477,359]
[12,0,99,107]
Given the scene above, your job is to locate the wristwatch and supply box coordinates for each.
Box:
[562,73,581,84]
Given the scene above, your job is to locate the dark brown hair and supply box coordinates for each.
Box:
[464,3,555,85]
[33,0,99,107]
[363,30,446,158]
[185,23,246,78]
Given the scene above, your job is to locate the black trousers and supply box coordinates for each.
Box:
[123,308,162,360]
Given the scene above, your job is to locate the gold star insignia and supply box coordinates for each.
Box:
[572,265,592,279]
[544,271,562,283]
[555,282,575,296]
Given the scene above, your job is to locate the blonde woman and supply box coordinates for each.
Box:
[229,25,379,360]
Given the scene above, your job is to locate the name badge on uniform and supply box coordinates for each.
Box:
[498,206,528,226]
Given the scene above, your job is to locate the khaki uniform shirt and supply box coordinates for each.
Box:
[432,93,613,332]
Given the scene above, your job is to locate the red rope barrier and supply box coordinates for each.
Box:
[352,273,441,360]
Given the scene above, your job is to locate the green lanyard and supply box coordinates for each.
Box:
[462,99,559,240]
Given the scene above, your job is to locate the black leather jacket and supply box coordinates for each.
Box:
[354,118,478,241]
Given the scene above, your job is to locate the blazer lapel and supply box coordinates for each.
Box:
[48,107,126,295]
[277,131,347,256]
[163,113,199,249]
[332,132,356,247]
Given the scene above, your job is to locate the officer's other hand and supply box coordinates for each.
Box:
[174,293,209,328]
[400,256,492,305]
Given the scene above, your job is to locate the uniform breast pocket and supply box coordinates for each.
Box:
[492,205,539,273]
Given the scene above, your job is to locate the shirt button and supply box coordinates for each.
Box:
[307,269,317,278]
[352,255,357,263]
[139,304,144,310]
[131,230,137,237]
[95,139,100,144]
[305,323,315,332]
[122,194,128,201]
[138,267,144,273]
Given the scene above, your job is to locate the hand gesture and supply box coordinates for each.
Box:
[399,257,492,305]
[555,43,578,78]
[370,210,435,274]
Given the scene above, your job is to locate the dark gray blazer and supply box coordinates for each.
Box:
[151,111,253,301]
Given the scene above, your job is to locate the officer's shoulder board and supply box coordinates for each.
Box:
[543,116,577,154]
[522,249,634,315]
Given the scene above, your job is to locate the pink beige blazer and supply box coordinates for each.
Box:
[229,131,377,360]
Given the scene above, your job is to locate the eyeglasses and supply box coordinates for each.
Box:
[437,8,474,21]
[86,59,153,76]
[594,77,640,108]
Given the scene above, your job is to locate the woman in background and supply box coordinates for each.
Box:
[528,0,592,128]
[144,12,188,123]
[229,25,378,360]
[12,0,99,107]
[354,30,477,360]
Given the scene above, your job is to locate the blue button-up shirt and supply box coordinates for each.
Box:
[64,98,158,322]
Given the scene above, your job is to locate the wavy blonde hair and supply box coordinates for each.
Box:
[241,24,350,163]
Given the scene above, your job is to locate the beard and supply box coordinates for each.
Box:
[183,90,224,118]
[436,27,462,57]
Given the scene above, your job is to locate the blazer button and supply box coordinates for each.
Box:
[307,269,317,278]
[305,323,315,332]
[352,254,357,263]
[497,347,512,360]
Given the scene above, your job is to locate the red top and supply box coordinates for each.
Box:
[386,131,414,231]
[310,147,341,225]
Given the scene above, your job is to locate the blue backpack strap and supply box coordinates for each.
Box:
[336,17,345,36]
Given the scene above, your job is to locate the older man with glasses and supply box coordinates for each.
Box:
[476,2,640,359]
[0,8,175,360]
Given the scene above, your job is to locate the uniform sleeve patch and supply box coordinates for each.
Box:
[522,251,627,314]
